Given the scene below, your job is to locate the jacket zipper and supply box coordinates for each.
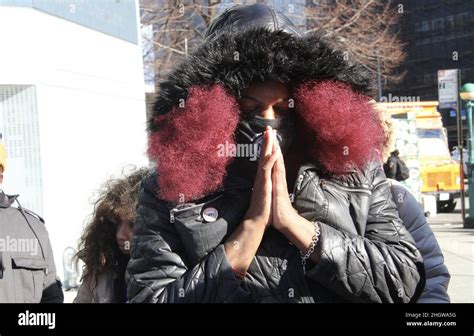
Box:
[292,173,305,197]
[288,173,306,204]
[319,179,372,196]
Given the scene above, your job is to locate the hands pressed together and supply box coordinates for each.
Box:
[225,126,320,276]
[244,126,299,231]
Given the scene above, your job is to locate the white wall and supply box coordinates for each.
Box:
[0,5,148,281]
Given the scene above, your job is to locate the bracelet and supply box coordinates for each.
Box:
[300,222,321,272]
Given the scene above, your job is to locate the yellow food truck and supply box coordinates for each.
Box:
[378,101,461,213]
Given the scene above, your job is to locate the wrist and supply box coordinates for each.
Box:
[275,209,299,233]
[300,221,321,271]
[242,218,267,232]
[278,215,318,250]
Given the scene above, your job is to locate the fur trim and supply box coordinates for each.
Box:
[148,85,240,203]
[148,27,379,201]
[149,27,375,131]
[295,81,384,173]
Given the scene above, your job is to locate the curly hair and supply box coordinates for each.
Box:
[76,167,149,280]
[373,103,395,162]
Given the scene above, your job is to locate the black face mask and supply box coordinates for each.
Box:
[231,115,296,178]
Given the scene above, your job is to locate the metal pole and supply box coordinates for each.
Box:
[457,70,466,222]
[466,99,474,228]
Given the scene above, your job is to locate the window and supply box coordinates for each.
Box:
[432,17,444,31]
[424,73,432,85]
[417,129,450,157]
[421,20,430,32]
[0,85,43,214]
[446,15,455,38]
[415,22,421,33]
[446,15,455,30]
[455,12,469,26]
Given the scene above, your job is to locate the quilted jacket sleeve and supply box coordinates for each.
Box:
[390,183,450,303]
[306,163,425,303]
[126,174,250,303]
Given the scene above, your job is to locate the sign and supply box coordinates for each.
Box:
[438,69,459,109]
[391,112,422,202]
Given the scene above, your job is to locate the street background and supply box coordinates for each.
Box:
[1,0,473,306]
[428,197,474,303]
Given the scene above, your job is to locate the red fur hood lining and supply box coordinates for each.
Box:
[148,81,384,203]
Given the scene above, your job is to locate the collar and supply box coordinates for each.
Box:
[0,190,18,208]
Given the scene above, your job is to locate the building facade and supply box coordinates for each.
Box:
[0,0,148,284]
[389,0,474,149]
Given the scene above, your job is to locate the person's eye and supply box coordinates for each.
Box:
[241,106,261,115]
[275,106,291,115]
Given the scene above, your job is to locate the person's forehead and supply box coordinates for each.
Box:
[241,82,292,102]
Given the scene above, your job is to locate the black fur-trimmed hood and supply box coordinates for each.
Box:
[149,5,375,131]
[148,4,383,203]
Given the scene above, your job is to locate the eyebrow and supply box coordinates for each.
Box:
[241,95,292,105]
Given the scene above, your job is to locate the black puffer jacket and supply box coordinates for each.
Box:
[127,160,424,303]
[126,4,425,303]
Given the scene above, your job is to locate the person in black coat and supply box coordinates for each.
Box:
[126,4,425,303]
[384,150,399,179]
[389,181,450,303]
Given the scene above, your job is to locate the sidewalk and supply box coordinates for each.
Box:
[427,206,474,303]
